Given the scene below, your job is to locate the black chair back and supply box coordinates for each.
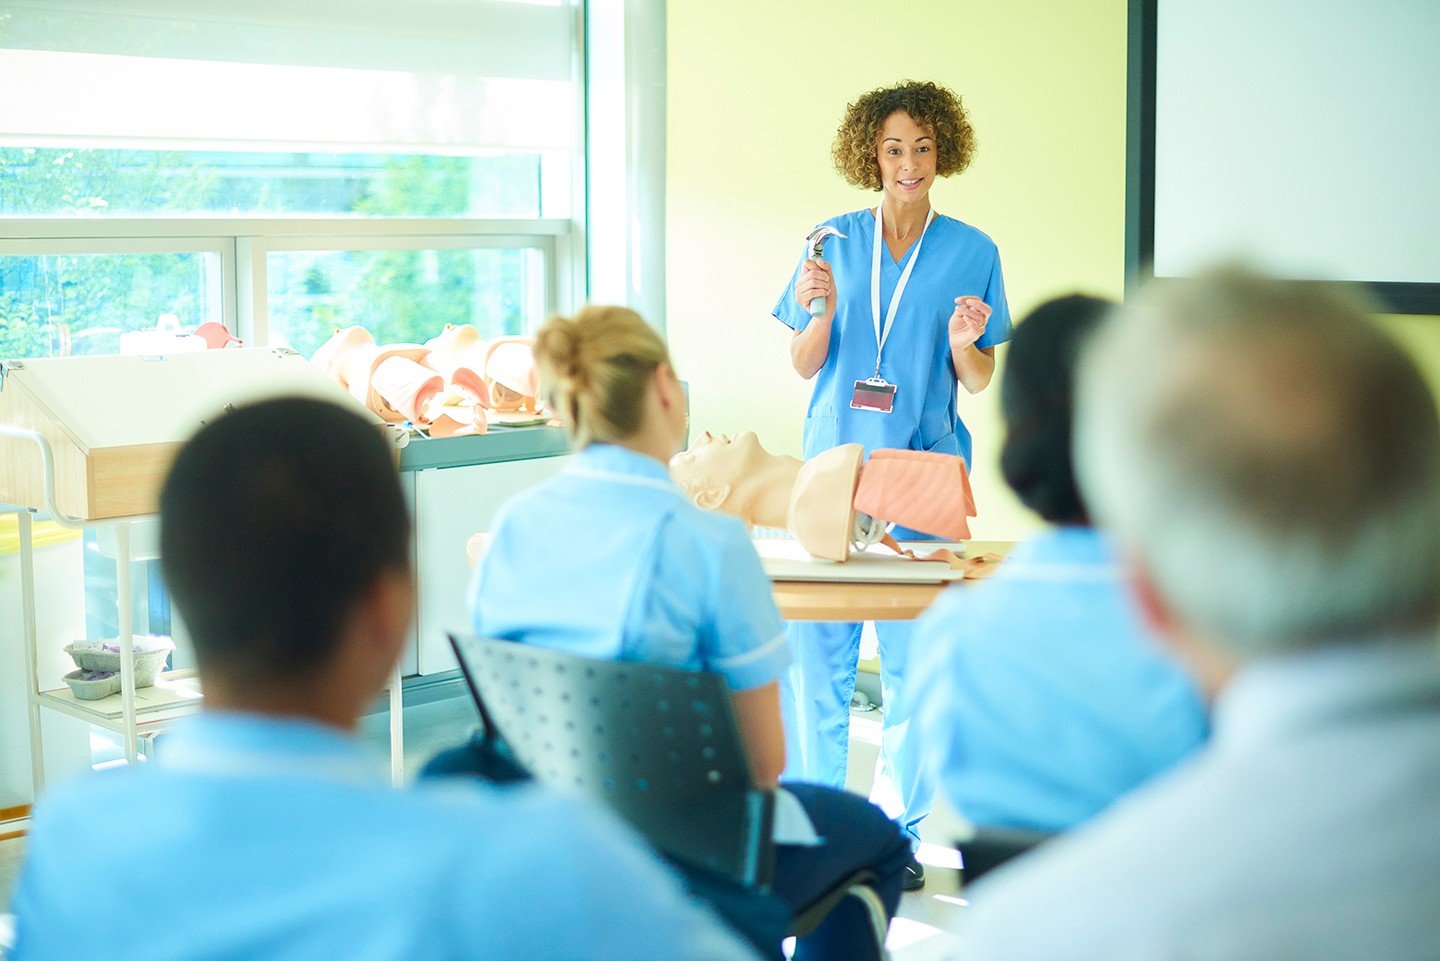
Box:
[449,634,776,888]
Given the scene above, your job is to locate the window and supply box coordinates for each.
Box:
[0,0,584,361]
[266,244,548,357]
[0,248,223,359]
[0,148,555,219]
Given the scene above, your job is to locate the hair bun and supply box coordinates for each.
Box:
[531,305,669,446]
[534,316,589,392]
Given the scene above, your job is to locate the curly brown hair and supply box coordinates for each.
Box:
[831,80,976,191]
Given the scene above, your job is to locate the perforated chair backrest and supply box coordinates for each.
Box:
[450,634,775,887]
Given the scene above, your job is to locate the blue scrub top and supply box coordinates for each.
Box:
[774,209,1012,466]
[472,444,790,692]
[10,713,755,961]
[912,527,1210,832]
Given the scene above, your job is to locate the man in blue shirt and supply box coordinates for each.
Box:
[9,398,756,961]
[963,270,1440,959]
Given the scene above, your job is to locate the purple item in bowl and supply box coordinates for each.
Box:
[64,636,175,687]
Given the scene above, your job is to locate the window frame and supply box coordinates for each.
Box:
[0,0,675,356]
[0,217,579,356]
[0,0,594,357]
[0,232,237,354]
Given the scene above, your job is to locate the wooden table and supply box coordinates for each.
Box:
[770,540,1015,621]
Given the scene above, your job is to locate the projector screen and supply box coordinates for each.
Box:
[1131,0,1440,312]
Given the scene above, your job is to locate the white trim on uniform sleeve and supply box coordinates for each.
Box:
[710,631,788,670]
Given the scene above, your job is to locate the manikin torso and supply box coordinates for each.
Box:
[670,429,977,563]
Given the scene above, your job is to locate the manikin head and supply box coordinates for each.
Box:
[673,431,975,562]
[1076,267,1440,697]
[669,430,802,528]
[485,337,543,412]
[672,431,862,561]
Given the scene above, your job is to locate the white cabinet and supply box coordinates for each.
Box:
[411,455,569,676]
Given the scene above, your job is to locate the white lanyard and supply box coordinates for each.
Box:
[870,205,936,377]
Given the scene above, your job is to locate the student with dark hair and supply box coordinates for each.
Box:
[911,295,1209,833]
[9,398,758,961]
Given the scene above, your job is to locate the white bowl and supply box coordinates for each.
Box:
[62,669,122,701]
[64,637,174,688]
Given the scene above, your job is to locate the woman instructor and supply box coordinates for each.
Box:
[772,80,1011,889]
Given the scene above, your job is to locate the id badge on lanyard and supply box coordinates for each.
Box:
[851,377,897,412]
[853,205,936,415]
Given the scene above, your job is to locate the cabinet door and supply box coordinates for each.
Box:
[412,455,569,675]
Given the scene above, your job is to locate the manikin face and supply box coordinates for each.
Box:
[875,110,937,206]
[668,430,805,526]
[670,430,772,497]
[671,431,863,557]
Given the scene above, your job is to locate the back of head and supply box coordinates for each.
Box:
[1075,267,1440,658]
[159,398,410,688]
[1000,294,1114,525]
[532,305,670,446]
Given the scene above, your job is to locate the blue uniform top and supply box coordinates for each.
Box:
[9,712,756,961]
[912,527,1210,832]
[774,209,1012,466]
[471,444,790,692]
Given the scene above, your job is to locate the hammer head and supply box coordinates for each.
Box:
[805,225,846,258]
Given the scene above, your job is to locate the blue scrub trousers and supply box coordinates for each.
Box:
[781,619,936,845]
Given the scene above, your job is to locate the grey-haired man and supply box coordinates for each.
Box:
[964,269,1440,960]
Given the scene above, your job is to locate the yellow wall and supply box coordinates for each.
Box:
[1382,316,1440,404]
[666,0,1128,539]
[666,2,1440,540]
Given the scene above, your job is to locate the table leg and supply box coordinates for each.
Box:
[389,662,404,786]
[19,511,46,794]
[115,522,138,764]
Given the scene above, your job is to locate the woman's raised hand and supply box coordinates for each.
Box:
[795,259,837,325]
[949,295,992,348]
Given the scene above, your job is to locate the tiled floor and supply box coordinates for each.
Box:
[1,696,967,958]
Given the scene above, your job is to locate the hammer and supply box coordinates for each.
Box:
[804,225,847,318]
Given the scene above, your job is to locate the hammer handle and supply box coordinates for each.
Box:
[808,256,828,318]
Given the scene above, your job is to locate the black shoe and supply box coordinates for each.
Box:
[902,855,926,891]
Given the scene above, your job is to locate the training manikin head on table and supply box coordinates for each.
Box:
[670,430,803,529]
[670,430,974,561]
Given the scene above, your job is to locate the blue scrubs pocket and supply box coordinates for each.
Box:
[803,409,839,458]
[922,431,961,457]
[920,426,974,472]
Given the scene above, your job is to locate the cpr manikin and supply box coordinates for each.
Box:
[421,323,492,410]
[311,326,454,428]
[670,431,804,528]
[670,430,978,564]
[485,337,544,414]
[310,325,548,436]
